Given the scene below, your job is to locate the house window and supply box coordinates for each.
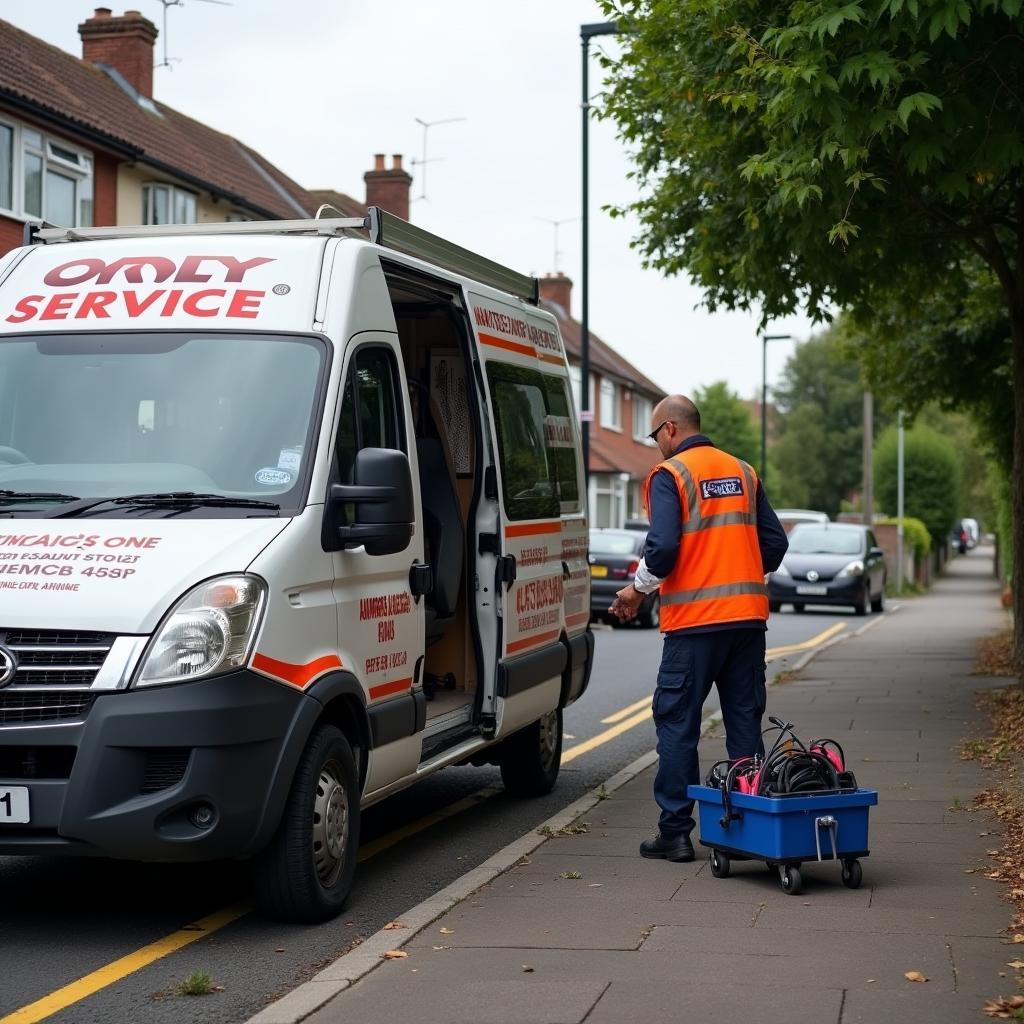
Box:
[568,364,596,418]
[591,472,628,529]
[633,395,655,444]
[600,378,621,430]
[0,118,93,226]
[143,183,198,225]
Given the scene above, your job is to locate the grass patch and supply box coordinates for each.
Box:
[177,970,220,997]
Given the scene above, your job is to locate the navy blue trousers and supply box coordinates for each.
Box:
[652,628,767,838]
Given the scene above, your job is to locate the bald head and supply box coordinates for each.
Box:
[654,395,701,433]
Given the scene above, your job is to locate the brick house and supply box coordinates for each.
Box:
[538,273,667,529]
[0,9,405,254]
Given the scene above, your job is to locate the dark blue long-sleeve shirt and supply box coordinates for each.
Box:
[643,434,789,633]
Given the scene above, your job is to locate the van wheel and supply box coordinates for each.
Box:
[500,709,562,797]
[253,724,360,923]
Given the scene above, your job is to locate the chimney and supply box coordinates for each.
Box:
[364,154,413,221]
[539,273,573,318]
[79,8,158,100]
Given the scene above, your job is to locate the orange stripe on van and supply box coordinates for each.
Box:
[505,521,562,538]
[566,611,590,627]
[536,351,565,366]
[478,332,536,359]
[506,629,561,655]
[252,652,343,688]
[368,677,414,701]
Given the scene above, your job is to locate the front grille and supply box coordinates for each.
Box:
[0,692,93,725]
[140,749,191,794]
[0,745,76,779]
[0,628,115,690]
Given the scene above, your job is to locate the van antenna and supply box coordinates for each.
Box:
[410,116,467,202]
[151,0,233,71]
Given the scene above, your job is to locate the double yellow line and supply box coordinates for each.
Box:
[1,620,845,1024]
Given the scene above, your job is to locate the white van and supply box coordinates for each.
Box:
[0,209,593,921]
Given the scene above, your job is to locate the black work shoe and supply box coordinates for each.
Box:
[640,833,695,862]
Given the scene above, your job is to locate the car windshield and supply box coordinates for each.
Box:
[589,531,641,555]
[787,526,864,556]
[0,332,323,513]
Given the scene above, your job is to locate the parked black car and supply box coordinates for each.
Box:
[589,528,660,629]
[768,523,886,615]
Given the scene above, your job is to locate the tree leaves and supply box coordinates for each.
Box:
[895,91,943,129]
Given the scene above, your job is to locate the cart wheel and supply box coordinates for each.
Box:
[841,859,863,889]
[709,850,731,878]
[780,865,802,895]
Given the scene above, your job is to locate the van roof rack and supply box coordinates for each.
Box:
[27,206,539,305]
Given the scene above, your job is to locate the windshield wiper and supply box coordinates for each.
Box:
[0,490,79,506]
[50,492,281,518]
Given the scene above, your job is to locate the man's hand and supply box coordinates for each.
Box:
[610,583,644,622]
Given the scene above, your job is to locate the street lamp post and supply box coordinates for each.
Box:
[580,20,620,488]
[760,333,791,482]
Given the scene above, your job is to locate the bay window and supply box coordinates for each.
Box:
[0,118,93,227]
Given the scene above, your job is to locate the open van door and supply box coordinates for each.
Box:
[467,293,589,740]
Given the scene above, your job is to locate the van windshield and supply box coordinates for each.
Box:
[0,332,323,514]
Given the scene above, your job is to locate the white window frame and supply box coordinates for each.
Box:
[0,115,93,227]
[143,182,198,225]
[568,364,597,419]
[589,472,629,529]
[599,377,622,431]
[633,394,656,445]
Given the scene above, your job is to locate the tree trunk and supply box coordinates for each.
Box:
[1013,302,1024,677]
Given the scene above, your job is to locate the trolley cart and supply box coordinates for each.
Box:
[687,784,879,895]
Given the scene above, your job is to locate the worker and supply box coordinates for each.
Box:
[609,394,789,862]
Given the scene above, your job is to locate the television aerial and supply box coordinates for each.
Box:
[151,0,232,71]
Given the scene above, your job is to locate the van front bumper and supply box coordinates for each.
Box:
[0,670,318,861]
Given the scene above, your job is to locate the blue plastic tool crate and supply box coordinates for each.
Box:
[686,784,879,894]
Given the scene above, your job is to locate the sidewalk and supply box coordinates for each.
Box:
[306,549,1012,1024]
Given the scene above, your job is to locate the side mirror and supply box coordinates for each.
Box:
[328,448,414,556]
[869,546,884,560]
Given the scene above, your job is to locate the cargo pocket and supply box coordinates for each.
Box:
[652,644,693,723]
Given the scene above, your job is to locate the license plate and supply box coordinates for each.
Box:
[796,585,828,596]
[0,787,29,824]
[590,565,608,578]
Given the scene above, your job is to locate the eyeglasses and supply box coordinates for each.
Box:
[647,419,674,443]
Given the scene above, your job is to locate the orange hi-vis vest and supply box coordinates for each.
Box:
[642,444,768,633]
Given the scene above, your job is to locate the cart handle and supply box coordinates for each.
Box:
[814,815,839,862]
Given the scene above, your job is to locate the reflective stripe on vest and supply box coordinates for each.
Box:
[666,456,758,533]
[661,580,768,607]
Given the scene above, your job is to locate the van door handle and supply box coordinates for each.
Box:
[562,560,571,581]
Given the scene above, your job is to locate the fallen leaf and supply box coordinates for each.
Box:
[274,947,285,953]
[211,985,225,993]
[439,927,454,935]
[432,945,449,951]
[985,995,1024,1018]
[904,971,928,983]
[1006,960,1024,969]
[1013,934,1024,943]
[383,921,406,931]
[866,979,875,984]
[522,965,534,973]
[588,883,603,888]
[382,950,408,960]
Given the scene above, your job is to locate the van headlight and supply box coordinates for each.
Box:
[135,575,267,686]
[836,560,864,578]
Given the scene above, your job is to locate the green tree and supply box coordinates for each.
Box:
[598,0,1024,666]
[770,324,885,515]
[693,380,760,466]
[874,424,961,545]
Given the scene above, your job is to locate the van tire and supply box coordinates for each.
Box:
[499,709,562,797]
[253,724,360,923]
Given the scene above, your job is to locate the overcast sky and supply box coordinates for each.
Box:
[5,0,819,399]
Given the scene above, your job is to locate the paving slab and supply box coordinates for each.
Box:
[286,551,1014,1024]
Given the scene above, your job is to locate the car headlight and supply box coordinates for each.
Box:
[135,575,267,686]
[836,560,864,578]
[773,563,790,577]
